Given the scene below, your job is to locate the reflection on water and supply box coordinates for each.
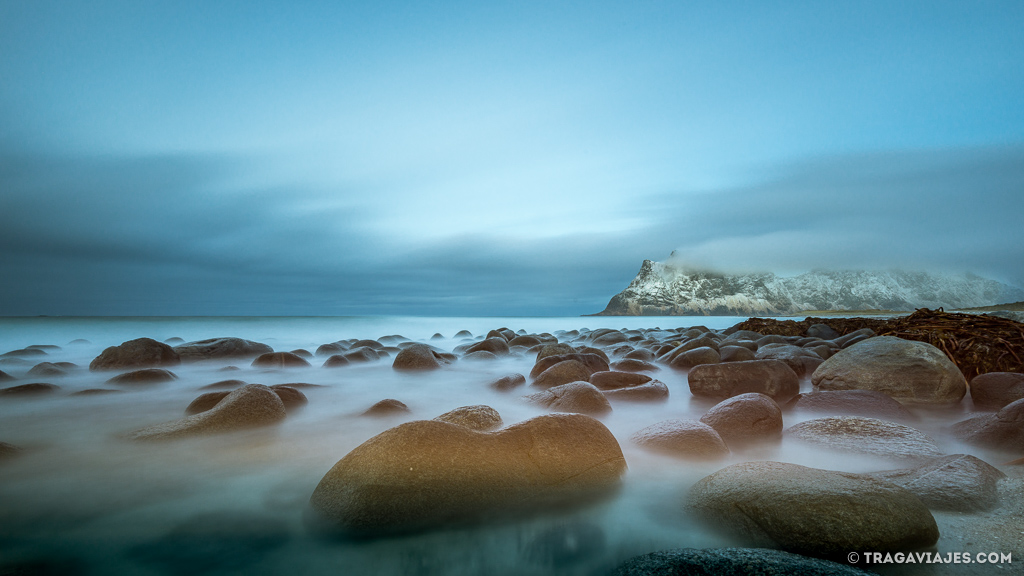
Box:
[0,316,1016,574]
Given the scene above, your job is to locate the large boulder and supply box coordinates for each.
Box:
[864,454,1006,512]
[466,337,511,356]
[811,336,966,405]
[970,372,1024,410]
[532,360,594,389]
[590,371,669,402]
[631,419,729,459]
[0,383,59,396]
[786,417,943,461]
[172,337,273,361]
[129,384,287,440]
[787,390,915,421]
[755,344,824,378]
[307,413,626,536]
[487,373,526,392]
[392,344,454,371]
[90,338,180,371]
[530,353,609,380]
[951,398,1024,452]
[699,393,782,445]
[612,548,872,576]
[687,360,799,402]
[27,362,69,377]
[687,461,939,559]
[669,346,721,370]
[107,368,177,385]
[525,382,612,416]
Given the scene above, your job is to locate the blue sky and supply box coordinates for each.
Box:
[1,1,1022,315]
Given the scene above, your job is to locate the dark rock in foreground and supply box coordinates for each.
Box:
[612,548,872,576]
[687,461,939,560]
[308,413,626,537]
[90,338,180,371]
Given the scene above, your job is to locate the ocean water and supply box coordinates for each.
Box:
[0,316,1008,575]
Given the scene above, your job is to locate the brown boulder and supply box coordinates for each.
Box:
[787,417,943,461]
[951,398,1024,452]
[699,393,782,445]
[970,372,1024,410]
[525,381,611,416]
[434,405,502,431]
[530,353,609,379]
[532,360,594,389]
[487,373,526,392]
[687,360,799,402]
[251,352,311,368]
[129,384,286,440]
[864,454,1006,512]
[392,344,454,371]
[362,399,411,416]
[789,390,914,421]
[668,346,721,370]
[172,337,272,361]
[0,383,59,397]
[106,368,177,385]
[631,419,729,459]
[90,338,180,371]
[308,413,626,536]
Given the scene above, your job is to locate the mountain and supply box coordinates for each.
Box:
[595,260,1024,316]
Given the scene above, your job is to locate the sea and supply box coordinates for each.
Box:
[0,316,1002,575]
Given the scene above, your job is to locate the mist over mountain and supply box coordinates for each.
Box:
[596,258,1024,316]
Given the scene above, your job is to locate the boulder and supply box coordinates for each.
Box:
[508,335,542,348]
[970,372,1024,410]
[199,379,246,391]
[27,362,68,377]
[603,379,668,402]
[308,413,626,536]
[624,348,655,362]
[463,351,498,362]
[610,359,659,373]
[351,339,384,350]
[129,384,287,440]
[755,344,823,378]
[951,398,1024,452]
[467,337,511,356]
[835,328,875,348]
[806,324,841,340]
[688,360,799,402]
[322,354,350,368]
[269,385,308,411]
[0,383,59,397]
[532,360,594,390]
[185,391,230,415]
[786,417,943,460]
[89,338,180,371]
[788,390,915,421]
[343,347,380,363]
[525,381,612,416]
[669,346,721,370]
[811,336,966,405]
[250,352,311,368]
[172,338,273,361]
[106,368,177,385]
[589,371,651,390]
[316,342,347,356]
[1,348,47,357]
[592,330,628,347]
[864,454,1006,512]
[392,344,453,371]
[362,399,411,416]
[589,371,667,402]
[699,393,783,445]
[687,461,939,559]
[719,345,756,363]
[535,343,576,362]
[612,548,873,576]
[631,419,729,459]
[487,373,526,392]
[661,336,720,362]
[530,353,609,380]
[433,405,502,431]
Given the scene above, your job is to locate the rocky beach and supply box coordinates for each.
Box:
[0,313,1021,575]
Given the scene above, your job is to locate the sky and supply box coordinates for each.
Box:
[1,0,1022,316]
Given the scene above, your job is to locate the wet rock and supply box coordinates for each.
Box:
[362,399,411,416]
[106,368,178,385]
[128,511,289,574]
[0,383,59,397]
[786,417,943,460]
[27,362,69,377]
[463,350,498,361]
[865,454,1006,512]
[128,384,287,440]
[699,393,783,445]
[812,336,966,405]
[687,461,939,559]
[611,547,873,576]
[392,344,454,371]
[719,345,756,363]
[508,335,542,347]
[970,372,1024,410]
[525,381,612,416]
[322,354,350,368]
[488,373,526,391]
[433,405,502,431]
[589,371,668,402]
[688,360,800,402]
[251,352,311,368]
[185,391,230,415]
[532,360,595,389]
[590,371,651,391]
[835,328,876,348]
[755,344,824,378]
[172,337,273,361]
[951,398,1024,452]
[530,353,609,380]
[1,348,47,357]
[308,413,626,536]
[535,343,576,361]
[806,323,841,340]
[465,337,511,356]
[343,347,381,363]
[525,522,605,567]
[624,348,655,362]
[290,349,312,359]
[351,339,384,350]
[269,385,307,411]
[89,338,180,371]
[669,346,721,369]
[631,419,729,459]
[610,359,659,372]
[591,330,628,347]
[315,342,347,356]
[788,390,915,421]
[454,330,473,338]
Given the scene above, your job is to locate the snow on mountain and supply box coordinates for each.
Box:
[596,259,1024,316]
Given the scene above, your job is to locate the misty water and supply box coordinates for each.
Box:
[0,316,1013,575]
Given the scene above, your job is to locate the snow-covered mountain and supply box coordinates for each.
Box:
[595,259,1024,316]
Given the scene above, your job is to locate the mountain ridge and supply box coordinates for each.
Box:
[595,260,1024,316]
